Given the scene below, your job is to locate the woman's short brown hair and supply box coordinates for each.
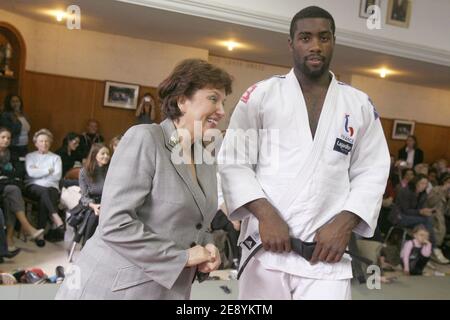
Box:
[158,59,233,120]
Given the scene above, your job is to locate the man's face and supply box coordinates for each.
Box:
[288,18,335,79]
[87,121,98,134]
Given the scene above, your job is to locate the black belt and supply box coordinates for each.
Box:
[237,237,372,279]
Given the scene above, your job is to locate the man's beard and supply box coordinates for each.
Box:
[294,54,331,79]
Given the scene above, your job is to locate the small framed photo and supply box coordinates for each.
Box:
[392,120,415,140]
[359,0,381,19]
[386,0,412,28]
[104,81,140,110]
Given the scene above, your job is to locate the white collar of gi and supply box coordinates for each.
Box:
[287,68,337,85]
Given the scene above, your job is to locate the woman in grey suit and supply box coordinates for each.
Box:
[56,59,233,300]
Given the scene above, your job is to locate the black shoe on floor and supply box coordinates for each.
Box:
[2,248,21,259]
[35,239,46,247]
[56,266,65,283]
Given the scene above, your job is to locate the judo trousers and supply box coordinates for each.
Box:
[238,257,351,300]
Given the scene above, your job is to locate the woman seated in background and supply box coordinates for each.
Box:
[0,94,31,159]
[398,168,415,190]
[25,129,63,246]
[109,135,122,154]
[0,127,44,251]
[56,132,82,187]
[390,174,437,249]
[78,143,110,244]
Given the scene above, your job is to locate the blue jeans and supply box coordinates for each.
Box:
[398,214,436,247]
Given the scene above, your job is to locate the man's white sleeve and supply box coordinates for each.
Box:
[342,97,390,237]
[218,86,266,221]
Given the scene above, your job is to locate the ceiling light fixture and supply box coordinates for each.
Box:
[55,11,66,22]
[225,41,238,51]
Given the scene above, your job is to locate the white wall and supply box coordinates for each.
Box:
[0,9,208,86]
[351,74,450,127]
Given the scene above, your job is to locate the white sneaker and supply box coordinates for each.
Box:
[432,248,450,264]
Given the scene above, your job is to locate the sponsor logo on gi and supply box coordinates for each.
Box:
[333,138,353,155]
[240,84,257,103]
[243,236,257,250]
[344,114,354,137]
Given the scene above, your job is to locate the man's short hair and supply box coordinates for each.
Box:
[290,6,336,39]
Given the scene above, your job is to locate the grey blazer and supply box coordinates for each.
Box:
[56,119,218,300]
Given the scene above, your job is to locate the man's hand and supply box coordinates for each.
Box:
[197,244,221,273]
[419,208,433,217]
[310,211,360,264]
[245,198,291,253]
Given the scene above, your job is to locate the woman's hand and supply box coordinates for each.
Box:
[186,245,213,267]
[197,244,221,273]
[89,203,101,216]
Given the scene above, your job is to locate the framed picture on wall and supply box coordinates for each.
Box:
[386,0,412,28]
[392,120,415,140]
[359,0,381,19]
[104,81,140,110]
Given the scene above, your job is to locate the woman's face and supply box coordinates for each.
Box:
[404,170,415,182]
[35,134,51,153]
[11,96,22,113]
[68,137,80,151]
[96,147,110,167]
[0,131,11,149]
[406,137,415,149]
[112,141,119,152]
[416,178,428,193]
[177,87,226,139]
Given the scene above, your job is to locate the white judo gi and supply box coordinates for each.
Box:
[217,69,390,299]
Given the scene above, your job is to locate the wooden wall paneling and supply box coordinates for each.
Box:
[380,117,450,164]
[23,71,161,152]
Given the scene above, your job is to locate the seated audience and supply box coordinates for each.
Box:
[390,174,437,250]
[0,127,44,250]
[25,129,63,246]
[426,173,450,264]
